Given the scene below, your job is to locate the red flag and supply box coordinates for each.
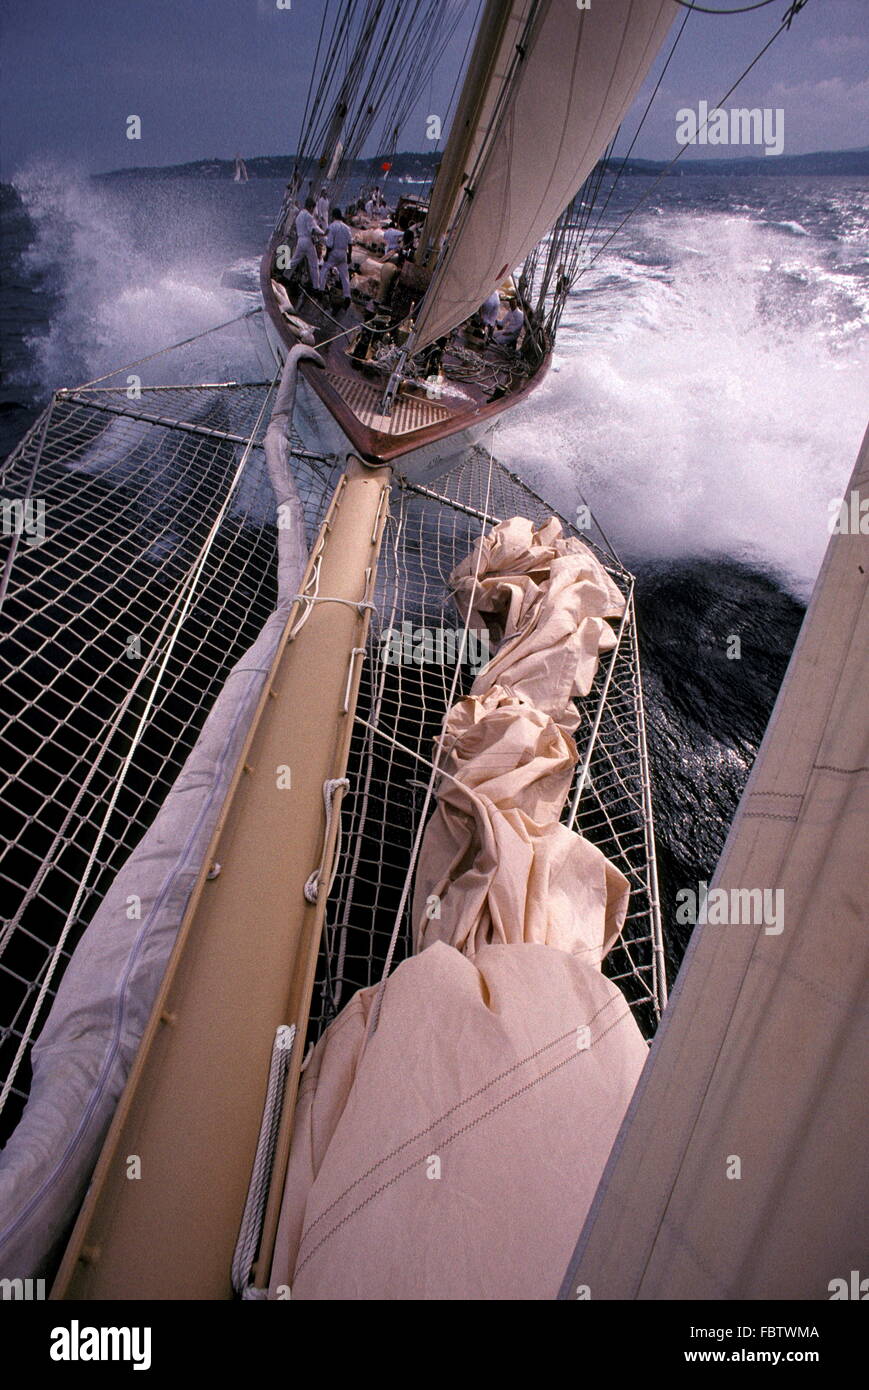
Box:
[380,161,392,172]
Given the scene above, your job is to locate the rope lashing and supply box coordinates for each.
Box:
[288,593,377,642]
[304,778,350,904]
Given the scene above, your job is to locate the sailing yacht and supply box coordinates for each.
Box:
[3,0,856,1308]
[261,0,676,469]
[233,154,250,183]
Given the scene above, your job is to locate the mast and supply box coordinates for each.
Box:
[414,0,527,267]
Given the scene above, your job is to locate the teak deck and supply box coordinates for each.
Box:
[260,233,551,465]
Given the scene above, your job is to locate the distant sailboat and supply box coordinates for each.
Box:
[234,154,249,183]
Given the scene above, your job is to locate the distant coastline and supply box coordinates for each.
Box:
[95,147,869,182]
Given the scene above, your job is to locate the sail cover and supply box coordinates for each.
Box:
[267,518,648,1300]
[412,0,678,351]
[559,424,869,1300]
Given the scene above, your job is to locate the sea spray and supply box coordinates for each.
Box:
[10,162,263,392]
[496,203,868,599]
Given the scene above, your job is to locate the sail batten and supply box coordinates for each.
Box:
[412,0,678,351]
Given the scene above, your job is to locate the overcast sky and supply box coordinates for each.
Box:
[0,0,866,181]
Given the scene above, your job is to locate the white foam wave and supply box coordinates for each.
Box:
[12,163,257,389]
[497,211,868,598]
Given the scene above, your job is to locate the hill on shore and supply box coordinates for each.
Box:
[97,147,869,182]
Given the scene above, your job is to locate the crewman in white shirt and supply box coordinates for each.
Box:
[493,297,524,349]
[289,198,325,292]
[315,187,330,227]
[383,223,404,254]
[323,208,353,308]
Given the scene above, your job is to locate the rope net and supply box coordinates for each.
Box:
[0,379,339,1142]
[0,371,664,1144]
[314,448,666,1046]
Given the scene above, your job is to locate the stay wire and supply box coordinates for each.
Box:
[578,0,812,278]
[670,0,785,13]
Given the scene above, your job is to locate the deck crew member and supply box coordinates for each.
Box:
[479,290,501,340]
[493,297,524,349]
[315,187,330,227]
[289,197,325,292]
[383,222,403,254]
[376,245,412,310]
[324,207,353,309]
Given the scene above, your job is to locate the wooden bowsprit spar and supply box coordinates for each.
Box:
[53,456,392,1300]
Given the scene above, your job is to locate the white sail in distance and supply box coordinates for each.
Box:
[412,0,678,352]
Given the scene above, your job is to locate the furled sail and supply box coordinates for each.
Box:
[267,519,648,1300]
[559,424,869,1301]
[412,0,678,351]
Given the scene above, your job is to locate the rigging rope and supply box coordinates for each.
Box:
[72,309,264,390]
[304,779,351,904]
[231,1022,297,1297]
[293,0,466,203]
[669,0,786,12]
[522,0,811,331]
[536,0,811,309]
[579,0,812,278]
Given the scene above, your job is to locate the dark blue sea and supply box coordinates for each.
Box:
[1,166,867,974]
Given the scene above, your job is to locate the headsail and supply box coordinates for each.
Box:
[412,0,678,351]
[559,425,869,1300]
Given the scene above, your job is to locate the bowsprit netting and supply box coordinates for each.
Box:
[1,368,665,1146]
[0,377,340,1143]
[311,448,667,1045]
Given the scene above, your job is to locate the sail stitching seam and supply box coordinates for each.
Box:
[297,991,624,1248]
[295,1006,633,1275]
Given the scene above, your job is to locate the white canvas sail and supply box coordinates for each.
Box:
[412,0,678,351]
[267,519,648,1300]
[559,423,869,1301]
[414,1,532,267]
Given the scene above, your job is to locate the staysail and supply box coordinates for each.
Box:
[412,0,678,351]
[559,424,869,1301]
